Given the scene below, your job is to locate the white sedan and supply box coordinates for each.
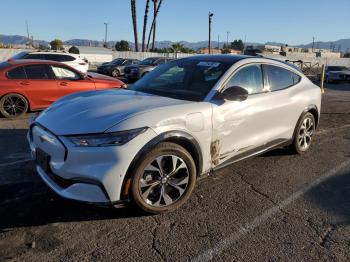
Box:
[28,55,321,214]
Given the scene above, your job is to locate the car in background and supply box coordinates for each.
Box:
[27,55,321,214]
[10,51,89,73]
[124,57,174,80]
[325,66,350,83]
[97,58,140,77]
[0,60,125,118]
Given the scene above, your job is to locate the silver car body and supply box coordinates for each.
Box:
[27,56,321,204]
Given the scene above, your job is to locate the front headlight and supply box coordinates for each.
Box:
[67,127,147,147]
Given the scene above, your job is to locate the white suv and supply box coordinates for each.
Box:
[11,51,89,72]
[28,55,321,214]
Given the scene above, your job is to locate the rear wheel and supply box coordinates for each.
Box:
[0,93,28,118]
[131,142,197,214]
[290,112,316,154]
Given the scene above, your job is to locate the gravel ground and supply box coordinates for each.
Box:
[0,83,349,261]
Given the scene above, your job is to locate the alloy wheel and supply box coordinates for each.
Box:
[297,117,314,150]
[2,95,27,117]
[138,155,190,207]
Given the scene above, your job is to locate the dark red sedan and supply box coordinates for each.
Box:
[0,60,125,118]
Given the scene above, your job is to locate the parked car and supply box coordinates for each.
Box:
[10,51,89,73]
[124,57,174,80]
[325,65,350,83]
[0,60,125,118]
[28,55,321,214]
[97,58,140,77]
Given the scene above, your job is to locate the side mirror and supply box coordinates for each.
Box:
[221,86,248,101]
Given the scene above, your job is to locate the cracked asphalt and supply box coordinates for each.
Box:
[0,83,349,261]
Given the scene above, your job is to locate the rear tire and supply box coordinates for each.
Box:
[289,112,316,154]
[131,142,197,214]
[0,93,28,118]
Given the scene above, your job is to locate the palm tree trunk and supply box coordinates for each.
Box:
[146,0,163,51]
[151,0,158,51]
[142,0,150,52]
[131,0,139,52]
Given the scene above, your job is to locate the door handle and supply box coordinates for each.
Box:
[20,81,30,86]
[60,82,68,86]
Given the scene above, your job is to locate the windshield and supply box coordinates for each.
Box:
[139,58,158,66]
[328,66,348,71]
[111,59,125,65]
[130,58,232,101]
[10,52,29,60]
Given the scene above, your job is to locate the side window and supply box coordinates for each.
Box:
[59,55,76,62]
[24,54,46,60]
[264,65,300,91]
[7,67,27,79]
[51,66,81,80]
[24,65,52,79]
[226,64,264,94]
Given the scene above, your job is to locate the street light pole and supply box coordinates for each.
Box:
[226,31,230,47]
[104,22,108,47]
[208,12,213,54]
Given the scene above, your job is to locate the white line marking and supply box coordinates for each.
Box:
[0,159,33,168]
[193,159,350,262]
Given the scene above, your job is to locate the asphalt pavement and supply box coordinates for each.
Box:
[0,83,349,261]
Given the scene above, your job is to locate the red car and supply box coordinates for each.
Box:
[0,60,125,118]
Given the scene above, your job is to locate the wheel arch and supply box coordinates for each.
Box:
[304,104,319,128]
[120,130,203,200]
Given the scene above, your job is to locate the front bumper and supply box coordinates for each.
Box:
[28,124,157,204]
[125,71,140,80]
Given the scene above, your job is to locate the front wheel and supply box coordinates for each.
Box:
[0,93,28,118]
[290,112,316,154]
[111,69,120,77]
[131,142,197,214]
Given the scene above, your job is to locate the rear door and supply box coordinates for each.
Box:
[22,64,58,108]
[50,65,96,98]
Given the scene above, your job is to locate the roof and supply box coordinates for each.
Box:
[73,46,113,55]
[180,54,253,64]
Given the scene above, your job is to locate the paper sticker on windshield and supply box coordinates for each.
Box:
[197,61,220,67]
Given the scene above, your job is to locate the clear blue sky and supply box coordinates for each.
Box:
[1,0,349,45]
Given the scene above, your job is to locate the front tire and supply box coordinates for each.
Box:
[290,112,316,154]
[0,93,28,118]
[111,69,120,77]
[131,142,197,214]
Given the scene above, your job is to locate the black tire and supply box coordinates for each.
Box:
[290,112,316,154]
[0,93,28,118]
[111,69,120,77]
[131,142,197,214]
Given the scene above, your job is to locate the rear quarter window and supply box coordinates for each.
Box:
[7,67,27,79]
[264,65,301,91]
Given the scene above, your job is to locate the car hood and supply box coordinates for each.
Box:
[36,89,190,135]
[126,64,152,70]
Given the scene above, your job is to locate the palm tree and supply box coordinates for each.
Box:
[172,43,183,53]
[146,0,163,50]
[131,0,139,52]
[151,0,158,51]
[141,0,150,52]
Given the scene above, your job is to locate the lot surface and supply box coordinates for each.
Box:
[0,83,350,261]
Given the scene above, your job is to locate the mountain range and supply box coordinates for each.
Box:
[1,34,349,52]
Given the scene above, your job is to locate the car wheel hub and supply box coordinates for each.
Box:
[297,117,314,150]
[139,155,189,207]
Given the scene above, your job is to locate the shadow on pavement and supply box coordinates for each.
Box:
[306,171,350,225]
[0,178,146,231]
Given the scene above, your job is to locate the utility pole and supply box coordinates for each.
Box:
[25,20,31,47]
[217,35,220,50]
[226,31,230,47]
[104,22,108,48]
[312,37,315,52]
[208,12,213,54]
